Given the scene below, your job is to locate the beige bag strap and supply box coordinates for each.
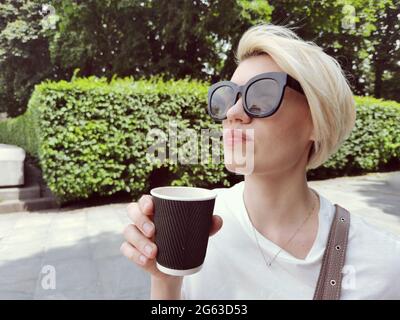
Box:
[313,204,350,300]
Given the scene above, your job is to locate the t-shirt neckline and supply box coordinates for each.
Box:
[232,181,332,265]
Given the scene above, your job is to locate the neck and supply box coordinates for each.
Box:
[243,167,319,234]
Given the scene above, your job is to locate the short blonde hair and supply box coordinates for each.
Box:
[236,24,356,170]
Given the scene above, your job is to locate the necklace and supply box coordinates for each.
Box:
[250,191,318,267]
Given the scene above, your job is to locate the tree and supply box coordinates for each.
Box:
[49,0,272,80]
[0,0,54,116]
[1,0,399,117]
[369,2,399,99]
[268,0,400,100]
[0,0,273,116]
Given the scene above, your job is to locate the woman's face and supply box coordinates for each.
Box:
[222,54,315,175]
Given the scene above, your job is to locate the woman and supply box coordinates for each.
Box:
[120,24,400,299]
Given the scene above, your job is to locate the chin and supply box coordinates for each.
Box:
[223,142,256,172]
[224,160,256,175]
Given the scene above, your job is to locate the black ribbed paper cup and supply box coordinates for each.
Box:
[150,186,217,276]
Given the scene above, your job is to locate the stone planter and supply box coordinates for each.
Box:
[0,144,26,187]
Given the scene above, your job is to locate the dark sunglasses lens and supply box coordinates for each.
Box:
[245,79,280,116]
[209,86,234,119]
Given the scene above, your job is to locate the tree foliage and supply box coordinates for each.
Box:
[0,0,399,117]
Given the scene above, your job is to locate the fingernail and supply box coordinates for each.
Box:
[144,202,151,212]
[144,244,153,255]
[139,255,147,264]
[143,222,153,234]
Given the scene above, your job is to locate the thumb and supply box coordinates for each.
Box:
[209,215,223,237]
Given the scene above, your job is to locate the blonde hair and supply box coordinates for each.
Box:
[236,24,356,170]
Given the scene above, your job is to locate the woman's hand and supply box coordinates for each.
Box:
[121,194,223,297]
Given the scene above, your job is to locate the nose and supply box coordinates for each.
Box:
[224,94,251,124]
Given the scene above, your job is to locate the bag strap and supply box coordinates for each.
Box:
[313,204,350,300]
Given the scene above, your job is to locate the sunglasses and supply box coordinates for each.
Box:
[207,72,305,121]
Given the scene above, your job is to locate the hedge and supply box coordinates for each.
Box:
[0,77,399,203]
[0,98,41,157]
[312,95,400,178]
[0,76,231,203]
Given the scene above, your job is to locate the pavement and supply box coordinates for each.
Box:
[0,204,149,299]
[0,171,399,300]
[309,171,400,235]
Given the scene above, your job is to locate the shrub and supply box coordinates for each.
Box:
[0,97,41,156]
[307,96,400,179]
[0,76,230,203]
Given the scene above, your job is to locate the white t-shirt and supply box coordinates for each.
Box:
[181,181,400,300]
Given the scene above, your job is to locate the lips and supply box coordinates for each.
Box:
[223,128,253,146]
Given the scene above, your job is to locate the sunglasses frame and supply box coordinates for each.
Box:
[207,72,305,121]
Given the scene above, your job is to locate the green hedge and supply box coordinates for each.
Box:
[311,95,400,178]
[0,77,231,203]
[0,98,41,157]
[0,77,399,203]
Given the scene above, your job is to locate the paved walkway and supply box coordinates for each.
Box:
[0,171,399,299]
[309,171,400,235]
